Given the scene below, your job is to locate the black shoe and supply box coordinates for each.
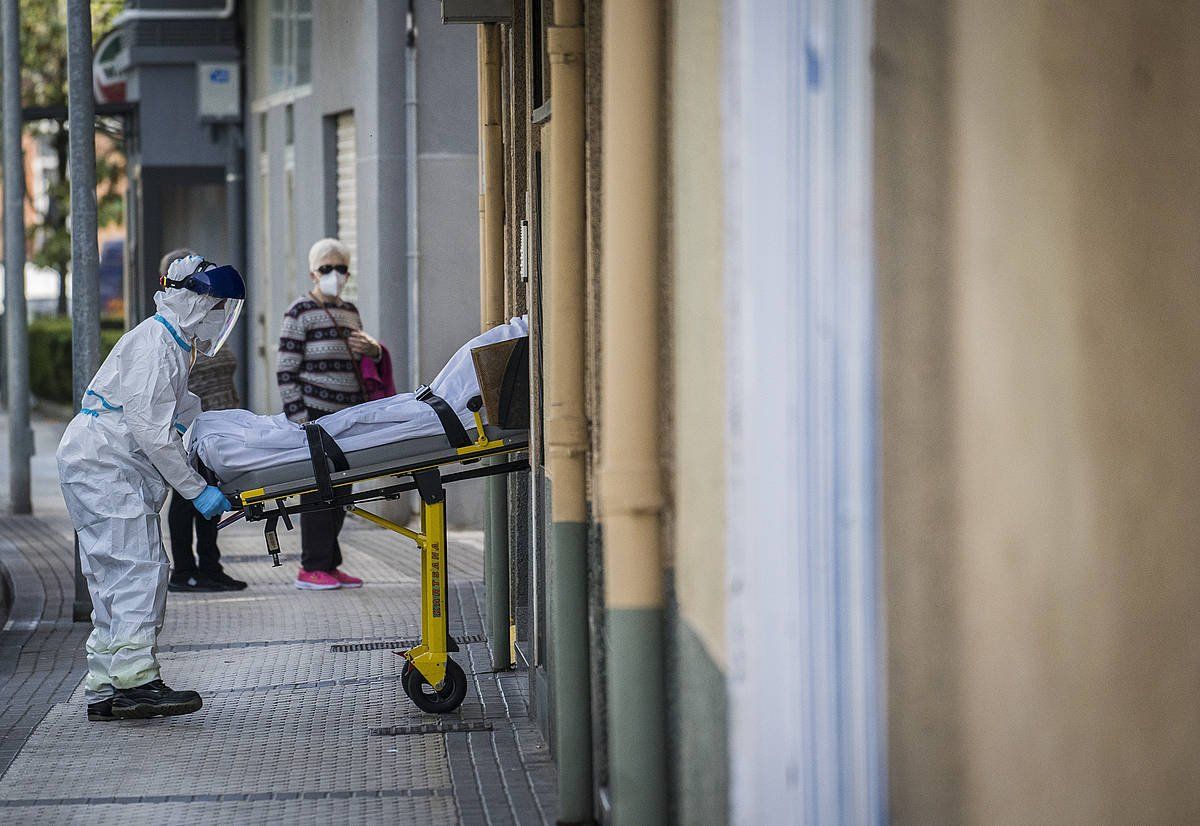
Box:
[110,679,203,719]
[87,698,118,722]
[204,570,248,591]
[168,573,223,592]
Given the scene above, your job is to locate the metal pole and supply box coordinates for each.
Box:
[480,26,505,332]
[2,0,31,515]
[66,0,99,621]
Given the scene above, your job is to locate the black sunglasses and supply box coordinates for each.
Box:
[316,264,349,275]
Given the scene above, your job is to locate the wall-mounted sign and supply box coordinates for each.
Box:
[93,27,130,104]
[198,62,241,122]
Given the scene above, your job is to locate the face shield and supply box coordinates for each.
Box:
[193,297,244,357]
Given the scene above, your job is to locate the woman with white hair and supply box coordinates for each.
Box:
[276,237,381,590]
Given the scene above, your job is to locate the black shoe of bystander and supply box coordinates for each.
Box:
[168,573,224,592]
[205,570,248,591]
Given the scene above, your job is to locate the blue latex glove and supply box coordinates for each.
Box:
[192,485,232,520]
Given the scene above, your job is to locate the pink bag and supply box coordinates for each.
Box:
[359,345,396,401]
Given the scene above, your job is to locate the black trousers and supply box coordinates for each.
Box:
[167,490,224,578]
[300,493,345,573]
[299,405,347,572]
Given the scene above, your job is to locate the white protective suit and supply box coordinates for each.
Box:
[56,287,221,702]
[190,316,529,481]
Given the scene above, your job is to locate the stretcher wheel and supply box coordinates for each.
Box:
[402,658,467,713]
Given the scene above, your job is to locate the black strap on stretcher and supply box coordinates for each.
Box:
[304,422,349,501]
[415,385,472,449]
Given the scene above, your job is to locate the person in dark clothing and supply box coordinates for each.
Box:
[159,248,247,593]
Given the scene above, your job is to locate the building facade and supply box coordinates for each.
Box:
[450,1,1200,824]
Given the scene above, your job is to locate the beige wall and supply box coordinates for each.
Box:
[879,1,1200,823]
[668,0,726,667]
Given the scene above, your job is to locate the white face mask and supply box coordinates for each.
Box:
[192,313,223,347]
[191,301,243,357]
[317,271,348,297]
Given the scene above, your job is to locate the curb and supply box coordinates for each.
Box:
[0,538,46,633]
[0,557,10,631]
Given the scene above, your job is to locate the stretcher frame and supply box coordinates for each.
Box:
[220,401,528,713]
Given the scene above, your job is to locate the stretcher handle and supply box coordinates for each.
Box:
[217,509,246,531]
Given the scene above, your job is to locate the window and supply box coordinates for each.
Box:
[269,0,312,93]
[530,0,545,108]
[256,114,274,408]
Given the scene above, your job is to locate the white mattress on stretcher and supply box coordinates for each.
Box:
[189,316,529,484]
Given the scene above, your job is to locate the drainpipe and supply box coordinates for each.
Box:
[405,2,420,390]
[478,23,511,672]
[544,1,593,821]
[476,27,487,331]
[480,25,506,332]
[598,0,667,823]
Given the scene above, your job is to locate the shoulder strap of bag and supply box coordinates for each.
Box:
[317,302,367,399]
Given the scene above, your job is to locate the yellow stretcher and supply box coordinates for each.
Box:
[214,337,529,713]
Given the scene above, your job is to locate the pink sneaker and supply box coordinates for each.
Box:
[295,569,341,590]
[331,568,363,588]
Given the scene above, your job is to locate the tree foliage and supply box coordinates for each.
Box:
[18,0,125,314]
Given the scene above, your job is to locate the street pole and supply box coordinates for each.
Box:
[66,0,99,620]
[2,0,32,515]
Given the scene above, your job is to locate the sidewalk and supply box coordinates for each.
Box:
[0,413,556,824]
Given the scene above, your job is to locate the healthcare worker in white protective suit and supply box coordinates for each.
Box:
[57,255,245,722]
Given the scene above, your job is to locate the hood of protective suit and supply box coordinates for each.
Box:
[154,289,221,342]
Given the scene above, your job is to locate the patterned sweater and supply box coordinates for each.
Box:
[277,295,366,422]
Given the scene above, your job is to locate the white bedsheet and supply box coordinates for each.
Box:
[189,316,529,481]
